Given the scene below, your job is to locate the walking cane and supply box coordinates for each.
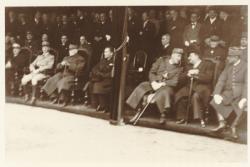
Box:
[133,93,156,125]
[185,76,194,124]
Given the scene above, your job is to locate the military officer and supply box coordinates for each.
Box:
[210,47,247,140]
[21,41,55,104]
[42,43,86,106]
[126,48,184,124]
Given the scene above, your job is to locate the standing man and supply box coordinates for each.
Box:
[175,48,214,127]
[183,10,202,47]
[126,48,183,124]
[157,33,173,59]
[210,47,247,140]
[21,41,55,104]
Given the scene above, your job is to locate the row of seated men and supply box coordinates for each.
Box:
[5,32,247,140]
[126,41,247,141]
[5,40,114,113]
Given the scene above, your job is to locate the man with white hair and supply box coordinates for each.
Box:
[21,41,54,104]
[42,43,86,106]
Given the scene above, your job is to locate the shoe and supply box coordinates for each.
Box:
[24,94,29,103]
[129,111,141,123]
[176,119,186,124]
[230,127,239,140]
[200,119,206,128]
[159,113,166,124]
[51,98,58,104]
[60,102,68,107]
[211,121,226,132]
[30,97,36,105]
[96,105,104,112]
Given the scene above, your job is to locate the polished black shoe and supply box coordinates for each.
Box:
[200,119,206,128]
[176,119,186,124]
[211,121,226,132]
[30,97,36,105]
[159,113,166,124]
[129,111,141,123]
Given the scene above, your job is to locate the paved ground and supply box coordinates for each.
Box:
[4,103,248,166]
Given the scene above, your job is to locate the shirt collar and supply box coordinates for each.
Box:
[210,17,216,24]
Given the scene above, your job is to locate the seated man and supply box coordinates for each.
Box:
[203,35,227,85]
[126,48,184,124]
[5,43,30,95]
[42,43,86,106]
[175,48,214,127]
[88,46,114,112]
[210,47,247,140]
[21,41,55,104]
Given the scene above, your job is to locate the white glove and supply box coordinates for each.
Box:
[238,98,247,109]
[187,69,199,77]
[162,72,168,79]
[151,81,161,91]
[184,41,190,46]
[105,35,111,41]
[33,69,40,74]
[5,61,12,68]
[147,93,156,103]
[214,94,223,104]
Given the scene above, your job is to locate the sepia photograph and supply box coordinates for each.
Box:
[1,0,248,166]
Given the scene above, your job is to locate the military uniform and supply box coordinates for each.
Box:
[210,60,247,127]
[126,55,183,114]
[21,52,54,86]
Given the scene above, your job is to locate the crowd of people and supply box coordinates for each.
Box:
[5,6,248,140]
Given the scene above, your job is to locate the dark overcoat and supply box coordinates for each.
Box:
[42,53,85,95]
[89,57,113,94]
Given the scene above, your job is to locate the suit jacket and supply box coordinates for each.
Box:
[220,17,234,45]
[175,60,215,103]
[200,17,222,41]
[183,22,202,45]
[213,61,247,105]
[167,18,186,47]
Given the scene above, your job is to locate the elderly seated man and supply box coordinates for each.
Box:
[21,41,55,104]
[5,43,30,95]
[42,43,86,106]
[210,47,247,140]
[126,48,184,124]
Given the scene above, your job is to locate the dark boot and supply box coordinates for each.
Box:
[30,85,37,105]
